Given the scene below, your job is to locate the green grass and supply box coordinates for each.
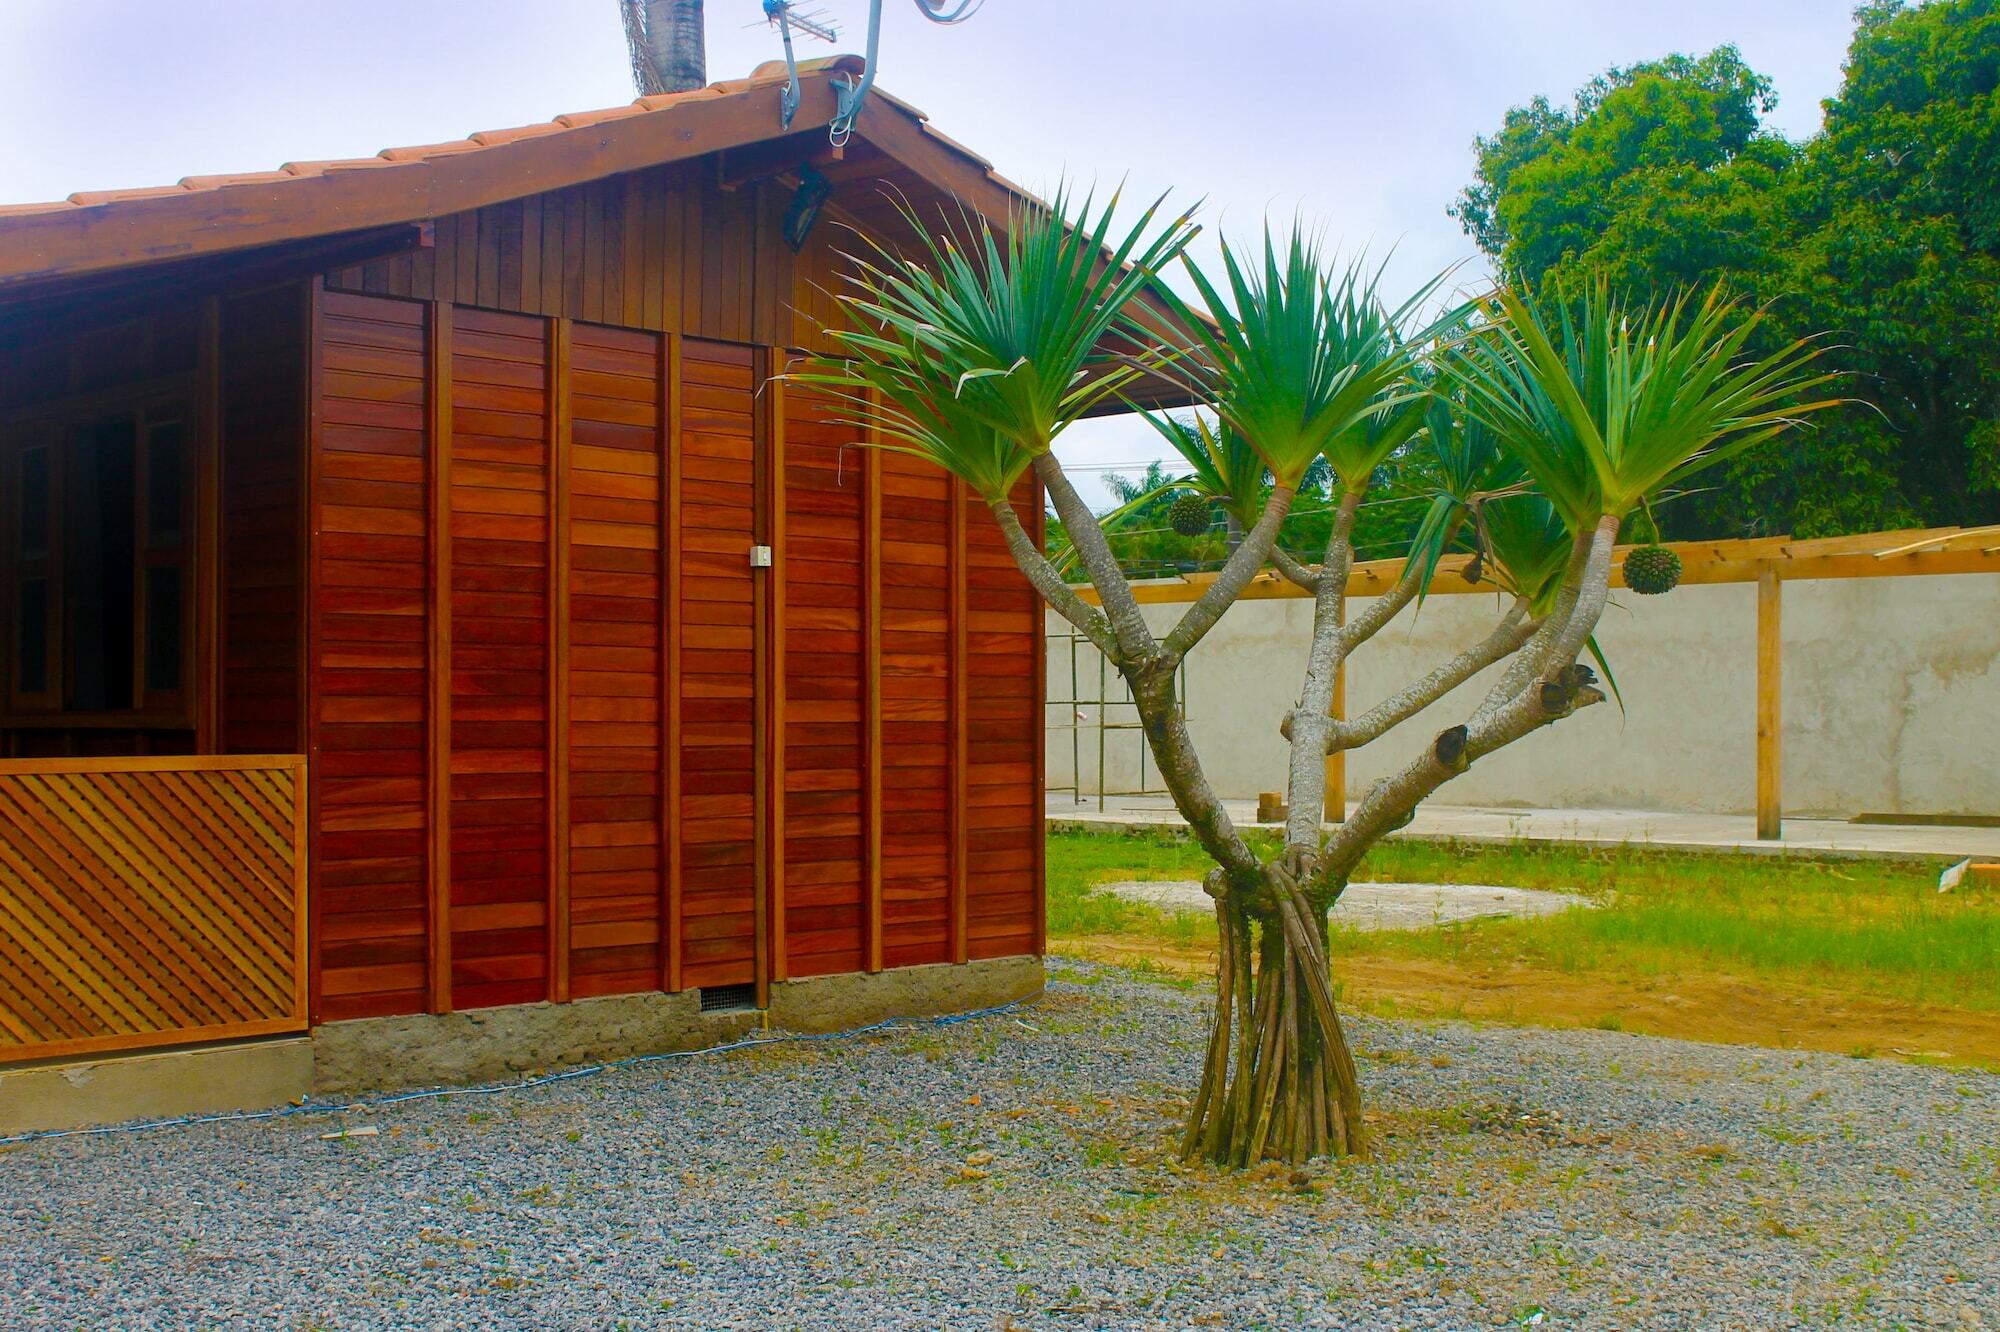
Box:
[1047,828,2000,1011]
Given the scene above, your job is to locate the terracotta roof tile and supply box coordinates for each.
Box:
[552,105,649,129]
[278,157,398,176]
[0,55,1018,253]
[468,123,569,147]
[179,170,296,190]
[66,185,192,206]
[376,139,484,162]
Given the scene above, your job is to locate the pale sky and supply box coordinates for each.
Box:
[0,1,1860,505]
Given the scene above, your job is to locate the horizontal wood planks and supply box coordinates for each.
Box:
[307,296,1041,1023]
[877,449,954,969]
[313,291,431,1020]
[447,308,552,1010]
[963,478,1041,959]
[675,338,760,989]
[778,377,866,978]
[566,323,667,997]
[0,754,307,1063]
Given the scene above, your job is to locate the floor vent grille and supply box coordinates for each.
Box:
[698,983,758,1013]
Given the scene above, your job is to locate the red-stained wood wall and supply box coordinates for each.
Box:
[305,160,1044,1023]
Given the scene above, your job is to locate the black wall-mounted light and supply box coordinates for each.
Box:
[782,164,833,252]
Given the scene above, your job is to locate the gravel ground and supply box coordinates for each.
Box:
[1104,881,1591,931]
[2,960,1995,1331]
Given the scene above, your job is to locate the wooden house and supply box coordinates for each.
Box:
[0,59,1079,1098]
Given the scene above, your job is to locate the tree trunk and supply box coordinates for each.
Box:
[1181,868,1364,1164]
[640,0,705,93]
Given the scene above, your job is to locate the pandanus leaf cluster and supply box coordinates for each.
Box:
[789,187,1198,503]
[1445,282,1841,529]
[1168,234,1455,492]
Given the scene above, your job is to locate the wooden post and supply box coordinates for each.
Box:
[1322,590,1345,824]
[661,333,684,994]
[424,300,454,1013]
[750,347,776,1008]
[949,475,969,966]
[863,408,884,974]
[1756,562,1782,840]
[765,363,788,987]
[303,280,325,1024]
[546,317,572,1002]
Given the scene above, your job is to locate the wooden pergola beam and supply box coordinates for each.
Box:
[1064,525,1997,835]
[1073,527,2000,606]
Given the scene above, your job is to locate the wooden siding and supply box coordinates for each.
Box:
[778,378,867,979]
[326,167,797,352]
[0,754,307,1063]
[566,323,667,997]
[964,480,1042,959]
[447,308,553,1011]
[312,291,432,1021]
[877,449,954,970]
[675,337,761,990]
[307,171,1044,1019]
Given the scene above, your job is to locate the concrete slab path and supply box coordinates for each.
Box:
[1049,794,2000,862]
[1103,879,1592,930]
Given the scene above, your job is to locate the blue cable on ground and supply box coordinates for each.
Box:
[0,997,1034,1147]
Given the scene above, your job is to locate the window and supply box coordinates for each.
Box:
[5,400,192,723]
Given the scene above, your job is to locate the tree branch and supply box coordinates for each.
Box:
[1269,545,1320,594]
[1321,517,1621,884]
[1027,454,1262,884]
[1338,512,1461,652]
[1034,452,1157,660]
[1125,658,1264,884]
[1161,485,1298,661]
[1280,491,1361,850]
[987,495,1118,658]
[1332,597,1534,751]
[1469,530,1590,727]
[1544,514,1622,669]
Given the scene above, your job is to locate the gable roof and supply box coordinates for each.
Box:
[0,57,1035,296]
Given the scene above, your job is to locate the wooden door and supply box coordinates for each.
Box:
[673,337,765,992]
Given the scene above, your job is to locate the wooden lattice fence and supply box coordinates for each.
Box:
[0,755,308,1063]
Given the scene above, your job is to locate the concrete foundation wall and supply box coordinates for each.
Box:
[7,957,1044,1135]
[1049,573,2000,818]
[317,956,1046,1093]
[0,1039,314,1137]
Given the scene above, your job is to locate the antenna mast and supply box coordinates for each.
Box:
[763,0,984,142]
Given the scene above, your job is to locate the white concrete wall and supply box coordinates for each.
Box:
[1047,573,2000,817]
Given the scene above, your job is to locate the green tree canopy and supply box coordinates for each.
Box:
[1454,0,2000,538]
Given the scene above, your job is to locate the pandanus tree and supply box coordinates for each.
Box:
[795,193,1837,1164]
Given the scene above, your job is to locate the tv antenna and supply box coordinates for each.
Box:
[762,2,842,129]
[765,0,984,142]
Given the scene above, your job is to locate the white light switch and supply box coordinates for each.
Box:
[749,545,774,568]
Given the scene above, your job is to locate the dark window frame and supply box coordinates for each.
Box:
[3,389,196,731]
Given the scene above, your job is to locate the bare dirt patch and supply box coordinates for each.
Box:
[1057,934,2000,1069]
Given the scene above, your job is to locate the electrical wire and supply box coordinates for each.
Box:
[0,997,1034,1148]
